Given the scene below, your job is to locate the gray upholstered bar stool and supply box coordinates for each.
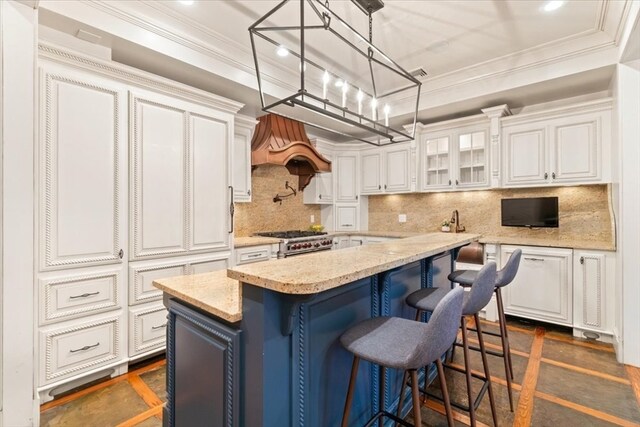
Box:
[405,262,499,427]
[448,249,522,411]
[340,287,465,427]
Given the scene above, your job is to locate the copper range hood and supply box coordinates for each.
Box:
[251,113,331,191]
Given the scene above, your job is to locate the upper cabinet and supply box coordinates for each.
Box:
[361,142,412,195]
[335,152,359,202]
[39,65,128,271]
[419,121,490,191]
[303,143,334,204]
[233,115,256,203]
[502,101,611,187]
[130,88,234,260]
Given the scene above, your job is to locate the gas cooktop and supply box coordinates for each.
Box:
[254,230,327,239]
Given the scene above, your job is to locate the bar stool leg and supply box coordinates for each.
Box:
[460,316,477,427]
[410,370,422,426]
[495,290,514,412]
[396,370,409,426]
[380,366,386,427]
[342,356,360,427]
[436,358,455,427]
[475,314,499,427]
[496,289,514,380]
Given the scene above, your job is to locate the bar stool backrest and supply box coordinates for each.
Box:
[463,262,497,316]
[496,249,522,288]
[411,287,464,368]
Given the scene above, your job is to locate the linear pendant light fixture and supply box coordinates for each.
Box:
[249,0,422,146]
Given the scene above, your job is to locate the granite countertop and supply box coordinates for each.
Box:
[153,270,242,323]
[234,236,283,248]
[479,235,615,251]
[227,233,480,295]
[330,230,422,238]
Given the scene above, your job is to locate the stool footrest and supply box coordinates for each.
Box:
[421,378,489,413]
[453,340,506,358]
[363,410,413,427]
[467,326,503,338]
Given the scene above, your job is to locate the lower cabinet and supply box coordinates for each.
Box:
[128,302,168,358]
[501,245,573,326]
[235,245,273,265]
[165,298,241,427]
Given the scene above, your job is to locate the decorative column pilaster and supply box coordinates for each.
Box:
[481,104,511,188]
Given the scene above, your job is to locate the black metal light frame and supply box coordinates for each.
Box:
[249,0,422,146]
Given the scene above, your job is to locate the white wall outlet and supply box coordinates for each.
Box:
[399,214,407,223]
[310,215,315,223]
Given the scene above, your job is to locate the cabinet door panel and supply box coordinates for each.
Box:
[41,70,126,269]
[385,147,410,192]
[233,122,253,202]
[132,95,187,259]
[503,126,547,185]
[361,151,382,194]
[336,205,358,231]
[574,252,606,331]
[553,119,598,181]
[336,154,358,202]
[421,135,452,190]
[502,246,572,325]
[190,113,229,251]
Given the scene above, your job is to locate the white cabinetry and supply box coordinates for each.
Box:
[233,115,256,203]
[573,250,615,339]
[501,245,573,326]
[502,102,611,187]
[419,123,489,191]
[130,89,233,259]
[361,143,412,194]
[304,142,333,204]
[335,204,359,231]
[235,245,273,265]
[335,152,359,202]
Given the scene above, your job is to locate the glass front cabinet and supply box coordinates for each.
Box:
[420,124,489,191]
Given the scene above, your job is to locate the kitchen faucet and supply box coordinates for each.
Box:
[450,210,466,233]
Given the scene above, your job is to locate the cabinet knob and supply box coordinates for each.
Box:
[455,179,459,185]
[552,172,556,179]
[378,185,381,190]
[580,256,584,264]
[384,184,387,190]
[248,189,251,196]
[118,249,124,259]
[544,172,548,179]
[356,195,358,200]
[448,179,452,185]
[319,194,322,199]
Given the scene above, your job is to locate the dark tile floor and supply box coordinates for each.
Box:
[40,318,640,426]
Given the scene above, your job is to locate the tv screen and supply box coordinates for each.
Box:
[501,197,559,228]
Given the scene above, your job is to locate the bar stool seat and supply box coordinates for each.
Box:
[447,269,477,286]
[406,286,469,314]
[340,288,465,427]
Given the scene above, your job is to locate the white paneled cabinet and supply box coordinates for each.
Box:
[336,152,359,202]
[37,50,241,401]
[361,143,412,194]
[130,89,232,260]
[233,115,256,203]
[303,150,333,204]
[502,105,610,187]
[501,245,573,326]
[335,204,359,231]
[573,250,615,339]
[39,66,127,270]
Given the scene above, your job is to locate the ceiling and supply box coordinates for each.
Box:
[38,0,636,138]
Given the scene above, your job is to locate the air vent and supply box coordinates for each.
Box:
[409,68,428,78]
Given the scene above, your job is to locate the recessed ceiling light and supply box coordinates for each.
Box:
[543,1,565,12]
[276,46,289,57]
[179,1,195,5]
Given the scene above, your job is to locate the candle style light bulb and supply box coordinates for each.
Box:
[322,71,330,100]
[357,89,364,115]
[384,104,390,127]
[371,97,378,121]
[341,82,349,109]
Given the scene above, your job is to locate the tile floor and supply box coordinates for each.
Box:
[40,318,640,427]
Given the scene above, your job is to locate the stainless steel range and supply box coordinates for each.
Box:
[254,230,333,258]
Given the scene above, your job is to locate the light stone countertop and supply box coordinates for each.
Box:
[227,233,481,295]
[234,236,282,248]
[153,270,241,323]
[330,230,422,238]
[479,235,615,251]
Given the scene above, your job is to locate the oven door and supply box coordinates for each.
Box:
[282,245,332,258]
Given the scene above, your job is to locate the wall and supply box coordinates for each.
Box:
[368,185,613,244]
[235,165,321,237]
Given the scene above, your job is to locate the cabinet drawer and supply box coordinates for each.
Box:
[39,267,122,324]
[129,261,188,305]
[129,303,168,357]
[235,246,271,265]
[40,313,122,385]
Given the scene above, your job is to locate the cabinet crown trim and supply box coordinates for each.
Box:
[39,42,244,114]
[501,98,613,126]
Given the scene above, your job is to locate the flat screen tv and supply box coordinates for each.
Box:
[501,197,559,228]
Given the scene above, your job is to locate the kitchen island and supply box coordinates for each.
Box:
[154,233,480,427]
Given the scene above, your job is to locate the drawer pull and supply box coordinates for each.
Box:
[151,323,167,330]
[525,257,545,262]
[70,342,100,353]
[247,253,264,258]
[69,291,100,299]
[343,224,353,227]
